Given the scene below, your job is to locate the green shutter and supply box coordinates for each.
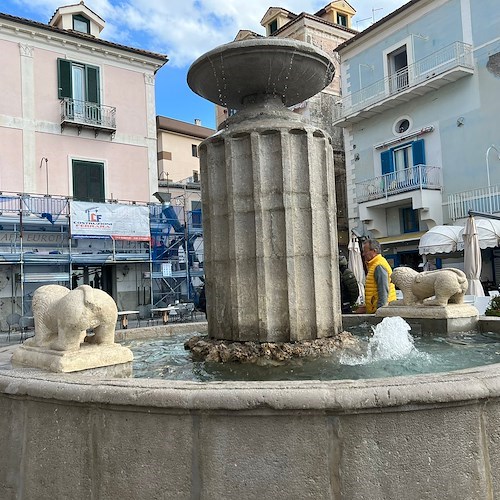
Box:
[86,65,100,104]
[73,160,105,202]
[57,59,72,99]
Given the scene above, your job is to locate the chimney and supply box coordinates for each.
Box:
[194,119,201,126]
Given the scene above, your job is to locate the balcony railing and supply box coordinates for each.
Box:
[335,42,474,120]
[356,165,441,203]
[60,98,116,135]
[448,184,500,220]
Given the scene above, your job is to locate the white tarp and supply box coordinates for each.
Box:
[70,201,150,241]
[418,225,463,255]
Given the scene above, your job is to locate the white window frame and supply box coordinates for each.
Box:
[383,36,414,95]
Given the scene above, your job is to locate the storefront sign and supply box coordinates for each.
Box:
[70,201,150,241]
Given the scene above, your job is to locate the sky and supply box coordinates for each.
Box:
[2,0,409,129]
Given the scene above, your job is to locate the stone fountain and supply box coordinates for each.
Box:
[2,39,500,500]
[186,38,345,358]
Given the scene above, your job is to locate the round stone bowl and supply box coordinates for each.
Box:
[2,361,500,499]
[187,38,335,110]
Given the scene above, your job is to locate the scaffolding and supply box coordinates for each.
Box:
[0,191,204,322]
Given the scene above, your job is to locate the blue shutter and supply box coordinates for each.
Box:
[380,150,394,175]
[412,139,425,166]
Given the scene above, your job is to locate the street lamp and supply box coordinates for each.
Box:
[486,145,500,188]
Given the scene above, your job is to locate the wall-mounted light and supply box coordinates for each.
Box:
[122,265,130,277]
[39,157,49,196]
[457,117,465,127]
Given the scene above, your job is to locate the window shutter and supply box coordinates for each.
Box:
[412,139,426,166]
[73,161,105,202]
[380,150,394,175]
[57,59,72,99]
[86,65,100,104]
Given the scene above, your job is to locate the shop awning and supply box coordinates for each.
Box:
[473,219,500,249]
[378,231,426,246]
[418,225,463,255]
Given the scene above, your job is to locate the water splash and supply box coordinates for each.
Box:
[340,316,420,366]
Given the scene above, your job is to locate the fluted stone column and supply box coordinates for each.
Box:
[199,99,341,342]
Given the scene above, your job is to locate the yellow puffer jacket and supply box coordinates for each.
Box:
[365,254,397,313]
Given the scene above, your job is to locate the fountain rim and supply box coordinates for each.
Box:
[2,361,499,412]
[187,37,334,110]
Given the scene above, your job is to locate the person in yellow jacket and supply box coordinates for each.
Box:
[356,238,397,314]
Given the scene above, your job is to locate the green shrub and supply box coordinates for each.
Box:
[485,296,500,316]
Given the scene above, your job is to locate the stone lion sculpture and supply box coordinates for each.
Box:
[391,267,468,307]
[25,284,118,352]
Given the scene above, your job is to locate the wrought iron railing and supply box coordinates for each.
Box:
[356,165,441,203]
[334,42,473,120]
[60,98,116,130]
[448,184,500,220]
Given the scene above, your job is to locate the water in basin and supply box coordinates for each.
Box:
[122,317,500,382]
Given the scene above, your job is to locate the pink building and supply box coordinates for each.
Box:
[0,3,168,326]
[0,2,167,202]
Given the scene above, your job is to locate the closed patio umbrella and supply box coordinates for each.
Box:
[463,216,485,296]
[348,235,365,304]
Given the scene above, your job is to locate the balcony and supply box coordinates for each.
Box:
[448,184,500,220]
[334,42,474,126]
[356,165,441,203]
[60,98,116,138]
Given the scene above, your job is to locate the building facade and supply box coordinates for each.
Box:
[335,0,500,276]
[0,3,170,326]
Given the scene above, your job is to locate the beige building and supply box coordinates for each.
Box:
[218,1,357,246]
[156,116,214,184]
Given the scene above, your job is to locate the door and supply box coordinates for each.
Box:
[72,64,85,120]
[389,46,408,93]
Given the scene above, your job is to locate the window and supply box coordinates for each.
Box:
[388,46,408,93]
[191,144,198,157]
[396,119,410,134]
[58,59,100,105]
[191,201,202,228]
[381,139,426,175]
[72,160,105,202]
[73,14,90,34]
[337,13,347,27]
[381,139,426,191]
[401,207,419,233]
[269,19,278,34]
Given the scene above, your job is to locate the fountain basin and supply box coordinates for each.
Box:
[187,38,335,109]
[2,320,500,499]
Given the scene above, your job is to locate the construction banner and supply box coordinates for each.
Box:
[70,201,150,241]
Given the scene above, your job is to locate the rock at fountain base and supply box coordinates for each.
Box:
[185,332,358,364]
[376,303,479,334]
[11,343,133,374]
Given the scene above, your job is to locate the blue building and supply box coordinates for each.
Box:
[334,0,500,277]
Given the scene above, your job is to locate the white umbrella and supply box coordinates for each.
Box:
[462,216,485,296]
[348,235,365,304]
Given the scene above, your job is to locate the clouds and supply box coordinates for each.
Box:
[3,0,409,67]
